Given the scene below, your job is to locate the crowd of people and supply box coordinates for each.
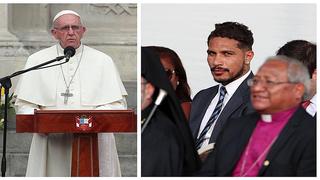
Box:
[9,8,316,177]
[141,21,316,177]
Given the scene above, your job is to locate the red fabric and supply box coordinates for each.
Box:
[302,100,311,109]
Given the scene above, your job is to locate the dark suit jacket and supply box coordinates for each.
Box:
[199,107,316,176]
[189,72,255,143]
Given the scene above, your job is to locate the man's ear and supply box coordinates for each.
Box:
[312,69,316,80]
[145,83,155,100]
[245,50,254,64]
[294,83,305,101]
[51,29,58,40]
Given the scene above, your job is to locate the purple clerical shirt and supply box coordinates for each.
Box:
[232,107,298,177]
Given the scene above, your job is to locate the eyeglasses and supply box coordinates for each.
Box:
[247,78,292,88]
[54,25,82,32]
[165,69,176,79]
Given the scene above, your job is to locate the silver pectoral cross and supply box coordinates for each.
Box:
[61,88,73,104]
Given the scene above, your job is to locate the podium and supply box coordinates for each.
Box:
[16,110,136,177]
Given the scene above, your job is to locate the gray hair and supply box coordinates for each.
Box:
[265,55,311,100]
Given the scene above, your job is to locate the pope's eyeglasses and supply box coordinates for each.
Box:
[54,25,82,32]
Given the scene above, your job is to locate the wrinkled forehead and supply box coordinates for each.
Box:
[54,14,82,27]
[256,60,288,79]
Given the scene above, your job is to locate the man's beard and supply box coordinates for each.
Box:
[213,67,246,86]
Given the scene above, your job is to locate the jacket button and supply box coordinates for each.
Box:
[264,160,270,166]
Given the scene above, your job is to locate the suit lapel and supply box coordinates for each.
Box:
[192,86,218,139]
[210,91,244,141]
[258,108,303,175]
[209,73,253,142]
[223,113,259,175]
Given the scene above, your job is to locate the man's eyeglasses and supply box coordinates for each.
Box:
[54,25,82,32]
[247,78,292,88]
[165,69,176,79]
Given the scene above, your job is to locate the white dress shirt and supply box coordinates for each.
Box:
[197,70,252,148]
[306,94,317,117]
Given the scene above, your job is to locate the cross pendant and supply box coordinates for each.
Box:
[61,89,73,104]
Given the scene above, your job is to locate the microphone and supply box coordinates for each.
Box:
[154,89,168,105]
[141,89,167,133]
[64,46,76,61]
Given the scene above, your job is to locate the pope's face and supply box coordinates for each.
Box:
[51,14,86,49]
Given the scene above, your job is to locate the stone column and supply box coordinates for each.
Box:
[0,4,28,57]
[0,4,28,88]
[9,4,53,54]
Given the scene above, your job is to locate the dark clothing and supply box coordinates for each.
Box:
[141,47,201,176]
[199,107,316,176]
[189,73,255,143]
[142,108,184,176]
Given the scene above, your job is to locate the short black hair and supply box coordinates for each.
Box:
[276,40,316,78]
[207,21,254,50]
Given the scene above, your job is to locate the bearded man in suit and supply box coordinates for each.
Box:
[189,22,255,160]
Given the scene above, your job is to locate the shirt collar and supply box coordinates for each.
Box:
[310,94,316,105]
[220,70,251,97]
[260,106,298,123]
[56,43,83,57]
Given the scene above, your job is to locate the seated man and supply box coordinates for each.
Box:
[198,55,315,176]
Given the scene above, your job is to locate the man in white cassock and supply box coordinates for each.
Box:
[14,10,127,177]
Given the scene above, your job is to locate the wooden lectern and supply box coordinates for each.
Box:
[16,110,136,177]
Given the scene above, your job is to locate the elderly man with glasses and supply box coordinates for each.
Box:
[14,10,127,177]
[197,56,316,177]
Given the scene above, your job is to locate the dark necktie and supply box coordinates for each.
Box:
[195,86,227,150]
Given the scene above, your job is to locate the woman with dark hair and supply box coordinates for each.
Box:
[141,47,200,176]
[148,46,192,120]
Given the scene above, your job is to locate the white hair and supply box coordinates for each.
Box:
[265,55,311,100]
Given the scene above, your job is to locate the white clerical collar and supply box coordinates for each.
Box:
[56,43,83,57]
[261,114,272,123]
[222,70,252,98]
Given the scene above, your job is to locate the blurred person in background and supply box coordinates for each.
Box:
[276,40,316,117]
[148,46,192,120]
[141,47,200,176]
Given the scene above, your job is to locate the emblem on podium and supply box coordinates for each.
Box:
[76,115,93,131]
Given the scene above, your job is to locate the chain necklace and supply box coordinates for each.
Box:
[56,44,84,104]
[239,134,278,177]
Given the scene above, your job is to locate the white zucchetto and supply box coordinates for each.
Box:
[53,10,80,22]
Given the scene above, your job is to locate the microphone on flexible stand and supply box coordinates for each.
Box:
[0,46,77,176]
[64,46,76,62]
[141,89,167,133]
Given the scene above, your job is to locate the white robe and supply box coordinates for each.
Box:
[14,44,128,177]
